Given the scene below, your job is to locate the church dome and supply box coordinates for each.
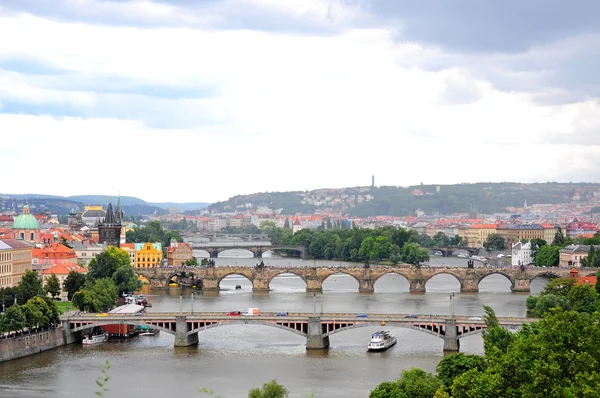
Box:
[12,204,41,230]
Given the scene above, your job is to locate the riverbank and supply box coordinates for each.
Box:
[0,327,66,363]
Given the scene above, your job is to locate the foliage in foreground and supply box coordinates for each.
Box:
[369,307,600,398]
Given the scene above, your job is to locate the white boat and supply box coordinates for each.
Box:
[367,330,397,351]
[82,330,109,345]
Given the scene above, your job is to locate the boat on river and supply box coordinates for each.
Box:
[138,325,159,336]
[82,330,109,345]
[367,330,396,351]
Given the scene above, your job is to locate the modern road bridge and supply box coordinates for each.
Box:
[62,312,533,351]
[135,265,594,292]
[190,243,308,259]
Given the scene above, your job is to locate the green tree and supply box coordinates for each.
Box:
[482,306,515,355]
[3,304,25,334]
[534,245,559,267]
[112,266,142,296]
[247,380,288,398]
[532,294,570,317]
[72,290,100,312]
[63,271,87,300]
[401,243,430,266]
[566,284,599,314]
[18,270,43,303]
[283,218,290,229]
[21,302,42,331]
[552,226,565,246]
[596,268,600,294]
[91,278,119,311]
[541,277,577,297]
[88,246,131,281]
[370,368,442,398]
[436,353,487,390]
[483,234,505,251]
[26,296,55,327]
[44,273,61,300]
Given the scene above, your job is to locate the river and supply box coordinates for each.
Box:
[0,251,547,398]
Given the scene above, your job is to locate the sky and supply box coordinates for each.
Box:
[1,0,600,203]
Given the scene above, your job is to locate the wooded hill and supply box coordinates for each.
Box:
[207,182,600,216]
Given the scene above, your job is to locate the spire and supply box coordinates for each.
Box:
[115,195,122,222]
[104,202,116,224]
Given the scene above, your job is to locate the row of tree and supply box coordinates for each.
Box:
[0,270,61,335]
[264,226,433,265]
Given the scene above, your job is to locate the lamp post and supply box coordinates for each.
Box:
[450,292,455,318]
[313,293,317,314]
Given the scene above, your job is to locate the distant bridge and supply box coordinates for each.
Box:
[62,312,533,351]
[134,265,595,292]
[184,233,269,242]
[190,243,307,259]
[429,247,481,257]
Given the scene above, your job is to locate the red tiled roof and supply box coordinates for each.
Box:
[42,264,87,275]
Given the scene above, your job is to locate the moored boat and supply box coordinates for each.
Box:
[367,330,397,351]
[82,330,109,345]
[138,325,159,336]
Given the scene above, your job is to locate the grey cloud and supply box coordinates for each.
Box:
[359,0,600,53]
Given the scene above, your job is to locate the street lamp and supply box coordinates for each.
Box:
[450,292,455,318]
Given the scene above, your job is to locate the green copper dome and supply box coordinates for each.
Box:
[12,214,41,230]
[12,203,41,230]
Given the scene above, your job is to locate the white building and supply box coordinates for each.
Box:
[512,241,533,266]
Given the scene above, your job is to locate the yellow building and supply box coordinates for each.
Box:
[461,224,497,247]
[0,239,33,288]
[135,242,163,268]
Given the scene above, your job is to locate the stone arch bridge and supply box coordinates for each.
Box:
[191,244,307,259]
[62,312,530,351]
[134,265,593,293]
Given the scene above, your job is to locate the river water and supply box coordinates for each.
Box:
[0,252,547,398]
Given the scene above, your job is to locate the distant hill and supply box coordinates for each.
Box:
[207,182,600,216]
[1,194,210,215]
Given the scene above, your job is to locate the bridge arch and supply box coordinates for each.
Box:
[187,320,307,337]
[477,272,516,290]
[423,271,464,291]
[321,271,361,290]
[217,272,254,288]
[372,271,411,292]
[323,323,451,339]
[265,246,306,258]
[267,271,308,289]
[70,320,175,335]
[218,248,257,258]
[166,270,202,289]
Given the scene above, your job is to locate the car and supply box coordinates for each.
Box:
[404,314,418,318]
[355,313,368,318]
[275,312,288,316]
[226,311,242,316]
[469,316,482,321]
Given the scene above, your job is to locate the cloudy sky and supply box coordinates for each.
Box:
[1,0,599,203]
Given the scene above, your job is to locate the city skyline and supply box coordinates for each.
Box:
[1,1,599,203]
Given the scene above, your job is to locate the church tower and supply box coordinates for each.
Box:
[98,202,121,247]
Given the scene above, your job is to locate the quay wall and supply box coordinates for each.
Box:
[0,328,73,363]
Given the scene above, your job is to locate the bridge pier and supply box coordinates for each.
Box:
[443,318,460,352]
[202,278,219,292]
[409,280,426,293]
[61,320,82,344]
[460,279,479,293]
[306,278,322,293]
[256,249,263,258]
[512,278,531,293]
[306,317,329,350]
[252,278,270,293]
[358,279,374,293]
[174,316,198,347]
